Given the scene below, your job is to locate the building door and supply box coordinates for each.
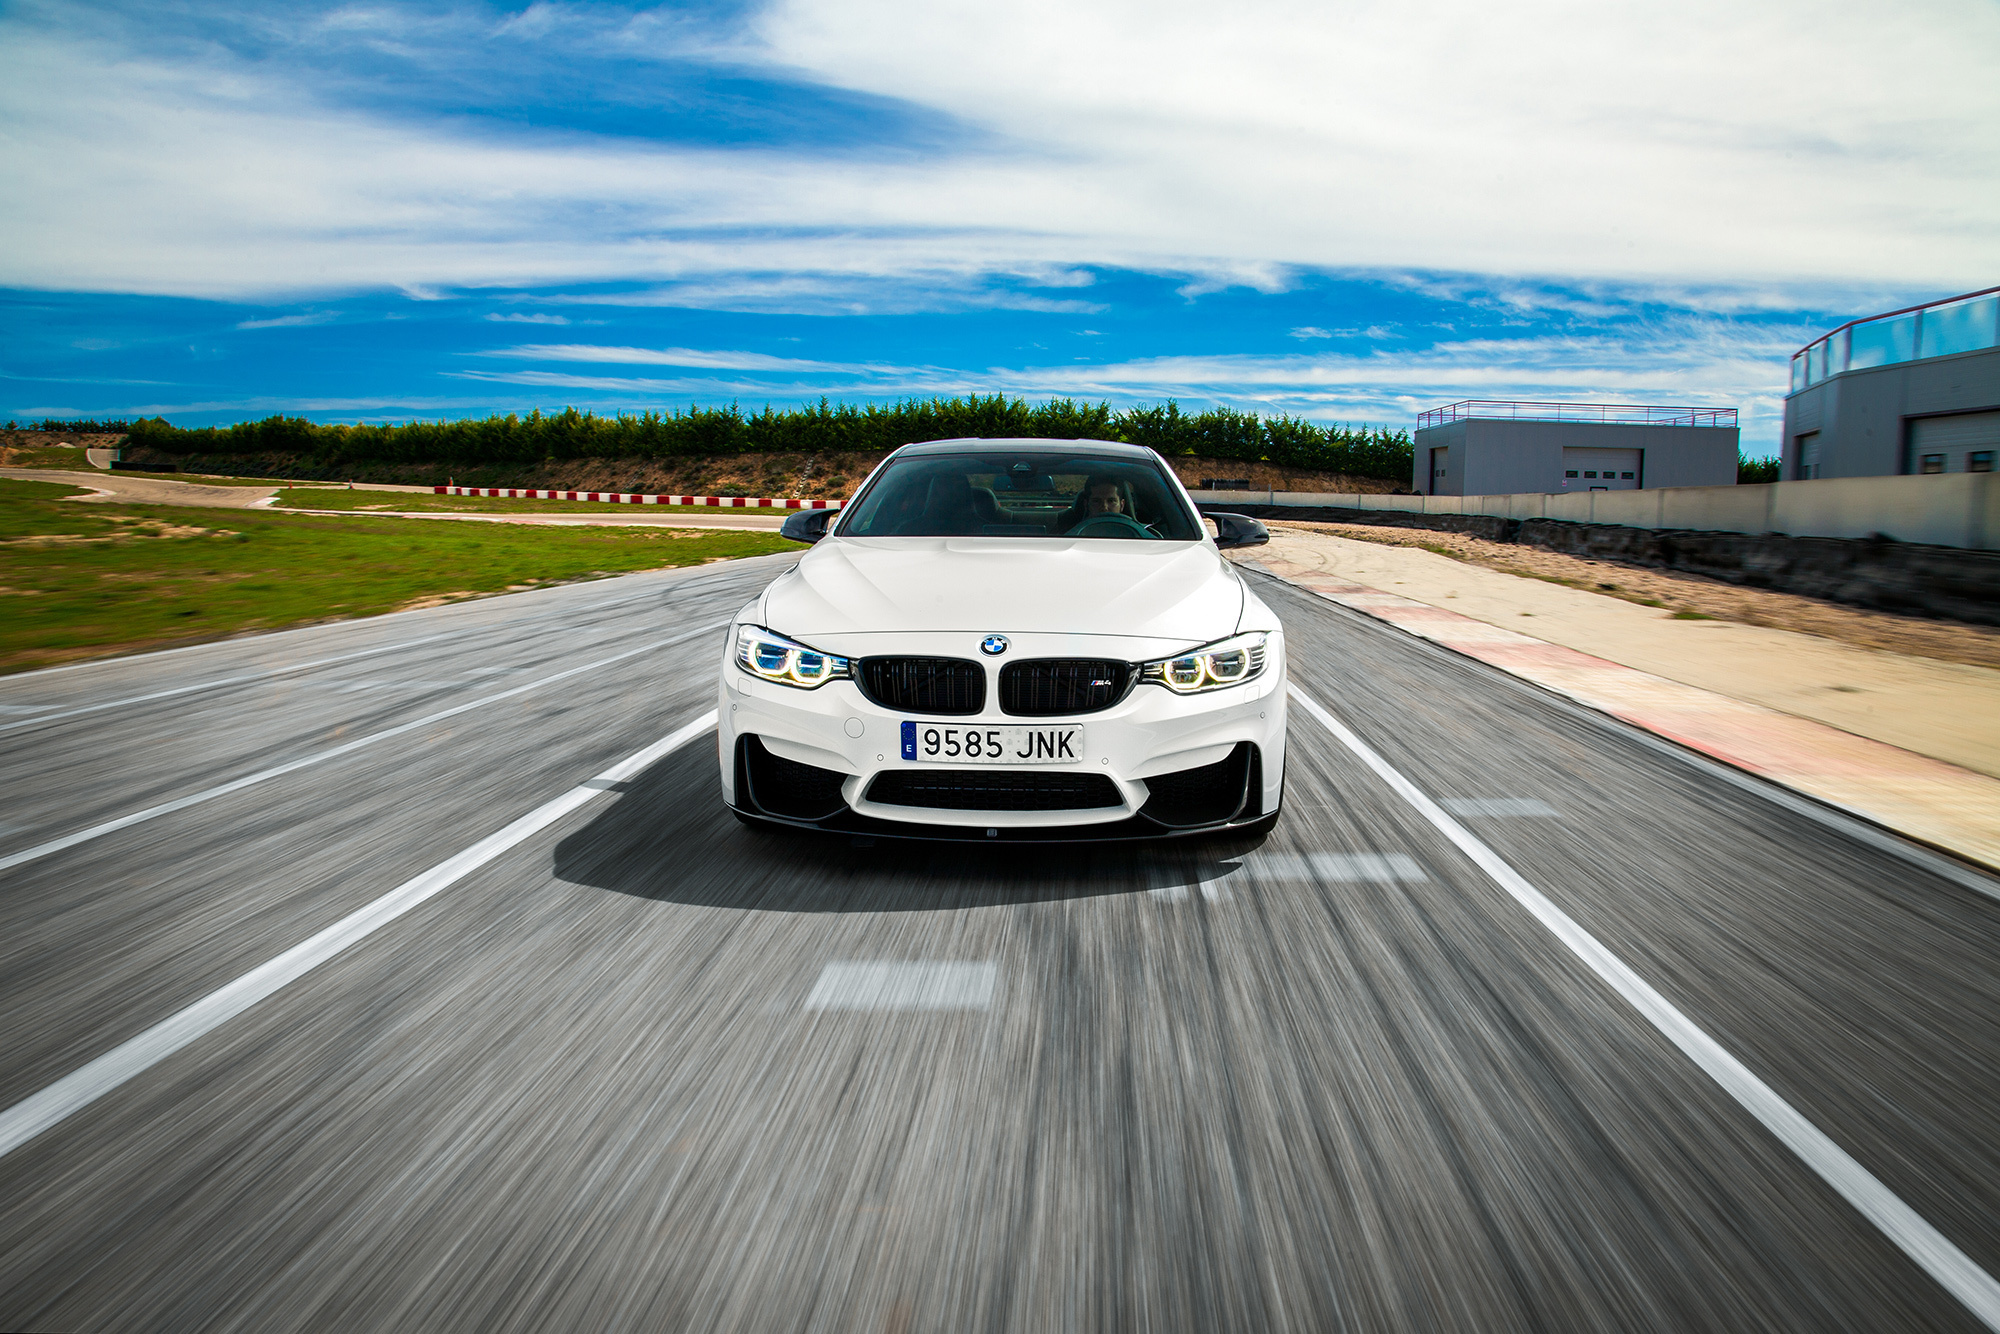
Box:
[1908,412,2000,473]
[1795,432,1821,479]
[1560,447,1641,490]
[1429,446,1449,495]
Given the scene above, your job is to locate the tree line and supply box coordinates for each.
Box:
[117,397,1416,481]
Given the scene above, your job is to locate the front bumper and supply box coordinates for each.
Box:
[716,631,1286,841]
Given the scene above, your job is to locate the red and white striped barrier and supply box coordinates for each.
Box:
[432,486,840,509]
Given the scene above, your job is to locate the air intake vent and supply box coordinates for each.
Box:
[1140,742,1255,828]
[866,769,1122,811]
[859,657,985,715]
[999,659,1131,716]
[740,736,848,820]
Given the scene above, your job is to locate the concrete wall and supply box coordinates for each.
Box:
[1190,469,1999,550]
[1412,418,1738,496]
[1780,344,2000,480]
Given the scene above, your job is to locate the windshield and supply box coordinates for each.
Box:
[835,451,1202,541]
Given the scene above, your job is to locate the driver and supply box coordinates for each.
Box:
[1056,475,1134,533]
[1083,478,1126,518]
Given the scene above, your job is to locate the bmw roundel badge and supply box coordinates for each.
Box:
[980,634,1009,656]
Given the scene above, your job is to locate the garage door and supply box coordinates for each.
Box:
[1908,412,2000,473]
[1561,447,1641,490]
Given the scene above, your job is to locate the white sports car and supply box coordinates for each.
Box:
[717,438,1286,841]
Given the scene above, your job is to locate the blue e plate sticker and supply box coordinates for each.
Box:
[900,720,917,761]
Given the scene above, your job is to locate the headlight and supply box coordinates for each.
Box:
[734,624,852,689]
[1139,631,1268,694]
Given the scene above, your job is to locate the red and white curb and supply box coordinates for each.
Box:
[1246,555,2000,875]
[435,486,839,509]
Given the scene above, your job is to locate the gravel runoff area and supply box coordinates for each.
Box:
[1278,519,2000,671]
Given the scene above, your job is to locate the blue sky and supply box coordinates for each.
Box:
[4,0,1996,455]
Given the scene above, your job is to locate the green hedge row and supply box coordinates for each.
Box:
[6,418,134,433]
[124,396,1415,481]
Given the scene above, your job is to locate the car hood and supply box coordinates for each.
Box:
[760,537,1245,648]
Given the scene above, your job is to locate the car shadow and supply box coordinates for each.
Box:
[551,743,1271,913]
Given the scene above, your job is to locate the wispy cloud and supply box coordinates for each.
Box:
[449,316,1805,443]
[235,311,340,330]
[476,343,871,373]
[483,312,572,324]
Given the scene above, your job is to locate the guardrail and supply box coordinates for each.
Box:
[1188,472,1998,550]
[434,487,840,509]
[1416,400,1738,430]
[1791,285,2000,393]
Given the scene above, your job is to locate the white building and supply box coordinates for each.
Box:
[1412,401,1739,497]
[1783,286,1999,480]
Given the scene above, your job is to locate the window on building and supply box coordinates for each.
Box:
[1971,451,1995,473]
[1584,471,1597,478]
[1620,472,1635,479]
[1919,454,1946,474]
[1565,470,1578,478]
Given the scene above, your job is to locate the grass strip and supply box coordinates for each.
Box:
[0,478,791,673]
[277,488,797,516]
[0,447,109,469]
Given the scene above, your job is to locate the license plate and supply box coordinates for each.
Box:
[901,720,1083,765]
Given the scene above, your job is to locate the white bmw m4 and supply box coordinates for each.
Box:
[717,438,1286,842]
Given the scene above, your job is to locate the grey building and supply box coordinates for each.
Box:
[1412,401,1739,497]
[1783,285,2000,480]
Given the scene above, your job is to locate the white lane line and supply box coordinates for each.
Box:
[0,632,467,735]
[1246,565,2000,903]
[1286,683,2000,1330]
[0,622,725,874]
[1252,851,1428,882]
[805,962,996,1011]
[1439,797,1559,818]
[0,710,718,1160]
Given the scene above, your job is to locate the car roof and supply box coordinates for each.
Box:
[890,437,1156,459]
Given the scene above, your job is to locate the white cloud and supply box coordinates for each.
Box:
[1289,327,1331,340]
[453,316,1806,449]
[0,1,1991,300]
[483,312,571,324]
[474,343,886,373]
[235,311,340,329]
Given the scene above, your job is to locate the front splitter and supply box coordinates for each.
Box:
[727,803,1280,844]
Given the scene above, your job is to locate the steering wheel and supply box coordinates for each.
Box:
[1069,512,1155,538]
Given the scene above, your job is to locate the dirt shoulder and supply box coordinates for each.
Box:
[1253,524,2000,780]
[1278,518,2000,671]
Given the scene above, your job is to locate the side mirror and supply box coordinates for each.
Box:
[780,508,837,544]
[1208,512,1269,550]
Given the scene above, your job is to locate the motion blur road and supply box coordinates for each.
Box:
[2,552,1996,1332]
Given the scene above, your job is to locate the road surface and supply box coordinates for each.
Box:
[1,552,1995,1332]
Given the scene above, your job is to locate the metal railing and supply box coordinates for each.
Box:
[1416,400,1737,430]
[1790,285,2000,395]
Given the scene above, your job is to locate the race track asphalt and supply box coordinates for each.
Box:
[1,551,1995,1333]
